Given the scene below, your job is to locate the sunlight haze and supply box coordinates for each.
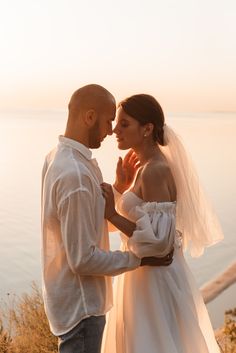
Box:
[0,0,235,112]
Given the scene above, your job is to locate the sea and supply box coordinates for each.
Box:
[0,110,235,329]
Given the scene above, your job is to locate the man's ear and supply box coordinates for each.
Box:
[84,109,97,127]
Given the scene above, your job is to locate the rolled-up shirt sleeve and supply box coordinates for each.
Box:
[58,188,140,276]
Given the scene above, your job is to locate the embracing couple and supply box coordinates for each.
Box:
[41,84,223,353]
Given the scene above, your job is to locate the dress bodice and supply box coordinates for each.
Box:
[117,191,176,221]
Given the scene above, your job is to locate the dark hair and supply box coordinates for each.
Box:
[118,94,165,145]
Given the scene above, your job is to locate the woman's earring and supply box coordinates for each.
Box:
[144,133,147,137]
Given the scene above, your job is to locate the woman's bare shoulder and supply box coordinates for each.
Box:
[140,159,176,202]
[141,160,171,183]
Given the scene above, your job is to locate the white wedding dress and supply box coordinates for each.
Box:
[101,191,220,353]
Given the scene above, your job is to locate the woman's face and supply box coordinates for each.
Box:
[113,107,146,150]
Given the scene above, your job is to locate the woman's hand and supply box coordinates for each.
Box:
[101,182,117,221]
[114,150,140,194]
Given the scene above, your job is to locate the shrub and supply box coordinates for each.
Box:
[216,308,236,353]
[0,320,12,353]
[0,283,235,353]
[0,283,57,353]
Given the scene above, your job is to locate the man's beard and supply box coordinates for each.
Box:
[88,120,101,149]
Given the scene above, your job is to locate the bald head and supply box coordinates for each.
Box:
[68,84,115,118]
[65,84,116,148]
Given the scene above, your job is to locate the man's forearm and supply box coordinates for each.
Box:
[108,212,135,238]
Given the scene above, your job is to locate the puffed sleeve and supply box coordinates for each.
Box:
[127,202,177,258]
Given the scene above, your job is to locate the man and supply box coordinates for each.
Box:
[41,84,172,353]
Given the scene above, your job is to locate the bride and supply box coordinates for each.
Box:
[101,94,223,353]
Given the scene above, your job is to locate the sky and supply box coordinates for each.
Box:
[0,0,235,112]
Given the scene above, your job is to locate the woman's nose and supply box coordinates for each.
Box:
[113,124,119,134]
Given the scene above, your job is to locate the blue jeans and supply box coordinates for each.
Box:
[58,316,106,353]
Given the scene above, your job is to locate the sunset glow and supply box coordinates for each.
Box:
[0,0,235,112]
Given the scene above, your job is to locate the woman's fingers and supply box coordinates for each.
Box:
[123,150,140,170]
[116,157,123,172]
[123,149,133,164]
[129,152,137,165]
[117,150,140,172]
[117,157,123,166]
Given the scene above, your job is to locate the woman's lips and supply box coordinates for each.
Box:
[116,137,123,142]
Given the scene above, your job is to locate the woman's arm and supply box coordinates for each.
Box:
[107,212,135,238]
[107,220,118,232]
[101,182,174,266]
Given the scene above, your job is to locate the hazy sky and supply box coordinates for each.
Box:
[0,0,235,112]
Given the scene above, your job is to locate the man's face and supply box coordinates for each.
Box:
[88,101,116,149]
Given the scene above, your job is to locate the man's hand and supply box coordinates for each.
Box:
[101,182,117,221]
[140,249,174,267]
[114,150,140,194]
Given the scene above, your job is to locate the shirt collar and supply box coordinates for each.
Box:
[58,135,92,160]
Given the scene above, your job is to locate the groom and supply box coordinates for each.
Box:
[41,84,173,353]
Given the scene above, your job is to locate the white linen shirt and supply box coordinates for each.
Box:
[41,136,140,336]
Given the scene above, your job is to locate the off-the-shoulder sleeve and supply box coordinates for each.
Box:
[127,202,177,258]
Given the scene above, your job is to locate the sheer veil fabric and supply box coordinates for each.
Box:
[160,125,224,257]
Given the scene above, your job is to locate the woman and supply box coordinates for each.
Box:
[101,94,223,353]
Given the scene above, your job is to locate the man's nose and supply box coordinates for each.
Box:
[107,124,113,136]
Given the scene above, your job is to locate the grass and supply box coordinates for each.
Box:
[0,283,235,353]
[0,283,57,353]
